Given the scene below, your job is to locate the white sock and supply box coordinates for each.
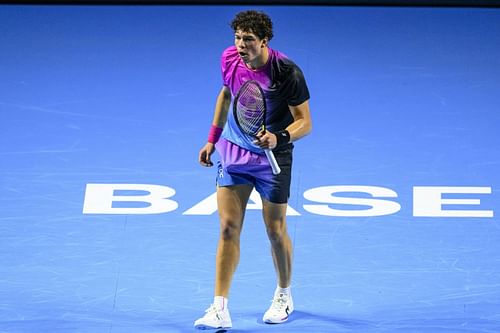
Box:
[214,296,228,310]
[275,285,291,296]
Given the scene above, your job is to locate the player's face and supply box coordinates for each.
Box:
[234,30,268,68]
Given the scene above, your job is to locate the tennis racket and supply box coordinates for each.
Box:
[233,80,281,175]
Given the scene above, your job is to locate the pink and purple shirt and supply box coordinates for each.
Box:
[220,46,310,153]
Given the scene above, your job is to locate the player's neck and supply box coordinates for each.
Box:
[246,47,269,71]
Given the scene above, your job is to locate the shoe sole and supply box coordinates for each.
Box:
[194,324,232,330]
[263,312,293,324]
[263,306,294,324]
[263,317,290,324]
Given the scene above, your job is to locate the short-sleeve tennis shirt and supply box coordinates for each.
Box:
[220,46,310,153]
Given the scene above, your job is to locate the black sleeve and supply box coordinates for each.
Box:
[285,64,310,106]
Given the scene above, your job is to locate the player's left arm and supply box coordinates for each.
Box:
[286,100,312,143]
[256,100,312,149]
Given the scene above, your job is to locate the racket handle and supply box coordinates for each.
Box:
[264,149,281,175]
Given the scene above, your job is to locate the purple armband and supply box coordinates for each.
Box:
[208,125,223,144]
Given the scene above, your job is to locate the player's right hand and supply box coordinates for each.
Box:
[199,143,215,167]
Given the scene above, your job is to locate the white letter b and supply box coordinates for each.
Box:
[82,183,178,214]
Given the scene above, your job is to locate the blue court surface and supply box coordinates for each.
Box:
[1,4,500,333]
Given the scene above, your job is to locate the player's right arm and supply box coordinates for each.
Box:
[198,86,232,167]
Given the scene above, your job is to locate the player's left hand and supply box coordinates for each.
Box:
[254,130,277,150]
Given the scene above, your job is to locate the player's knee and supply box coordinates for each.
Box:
[266,225,287,245]
[219,219,241,241]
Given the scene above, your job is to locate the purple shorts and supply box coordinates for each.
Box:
[215,138,292,204]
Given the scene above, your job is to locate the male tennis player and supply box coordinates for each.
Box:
[196,10,312,330]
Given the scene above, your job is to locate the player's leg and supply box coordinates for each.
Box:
[262,200,292,288]
[215,184,253,297]
[261,200,294,324]
[254,145,294,324]
[194,184,253,330]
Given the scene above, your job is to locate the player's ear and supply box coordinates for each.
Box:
[261,38,268,48]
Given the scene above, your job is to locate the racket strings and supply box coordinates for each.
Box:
[236,84,265,136]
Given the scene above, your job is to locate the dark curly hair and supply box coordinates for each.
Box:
[230,10,274,41]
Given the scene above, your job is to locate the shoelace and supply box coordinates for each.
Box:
[269,294,288,310]
[204,304,223,319]
[205,304,217,313]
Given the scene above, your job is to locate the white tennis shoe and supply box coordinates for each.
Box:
[194,303,232,330]
[262,292,294,324]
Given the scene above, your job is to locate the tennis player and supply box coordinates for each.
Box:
[196,10,312,330]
